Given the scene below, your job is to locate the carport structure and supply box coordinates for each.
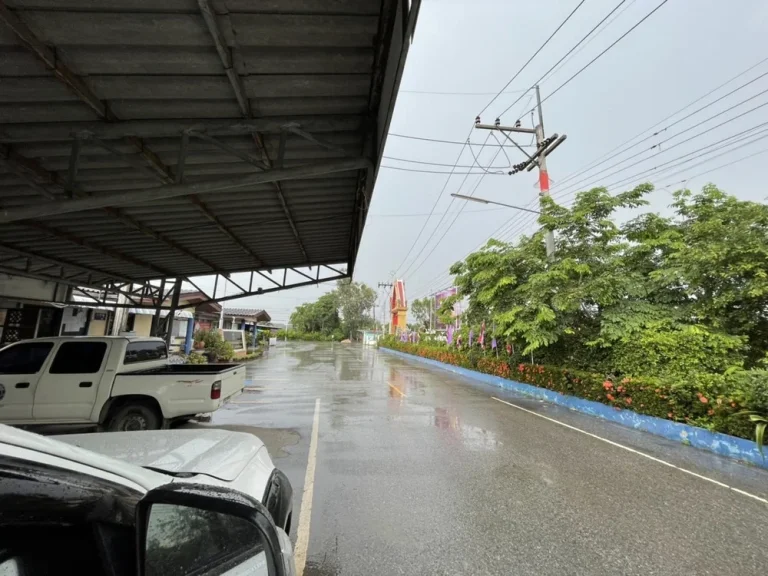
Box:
[0,0,420,320]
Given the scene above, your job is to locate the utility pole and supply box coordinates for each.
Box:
[474,84,567,259]
[535,85,555,258]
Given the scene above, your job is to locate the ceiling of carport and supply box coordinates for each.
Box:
[0,0,419,288]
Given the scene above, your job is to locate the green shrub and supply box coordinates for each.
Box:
[380,338,763,441]
[186,352,207,365]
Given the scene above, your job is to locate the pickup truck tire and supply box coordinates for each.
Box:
[107,403,161,431]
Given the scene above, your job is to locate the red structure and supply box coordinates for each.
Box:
[389,279,407,334]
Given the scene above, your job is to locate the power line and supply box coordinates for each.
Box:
[546,55,768,193]
[371,207,505,218]
[550,96,768,197]
[661,145,768,186]
[403,146,506,282]
[390,127,477,276]
[551,67,768,192]
[477,0,587,116]
[499,0,631,119]
[380,165,508,175]
[540,0,639,86]
[527,0,672,114]
[398,134,497,277]
[399,89,528,96]
[382,155,510,169]
[387,133,535,147]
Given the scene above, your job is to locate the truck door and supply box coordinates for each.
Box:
[33,341,111,421]
[0,341,54,421]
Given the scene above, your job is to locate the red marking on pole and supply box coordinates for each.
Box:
[539,170,550,193]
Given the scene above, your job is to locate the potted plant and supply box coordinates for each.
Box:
[193,329,206,350]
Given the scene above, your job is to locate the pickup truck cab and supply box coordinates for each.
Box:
[0,424,295,576]
[0,336,245,431]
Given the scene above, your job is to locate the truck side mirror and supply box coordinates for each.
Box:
[136,483,294,576]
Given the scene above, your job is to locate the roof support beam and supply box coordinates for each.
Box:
[0,264,113,291]
[25,221,173,278]
[0,158,371,224]
[195,0,309,263]
[0,242,134,284]
[1,145,221,273]
[1,116,361,143]
[0,2,111,119]
[187,196,262,265]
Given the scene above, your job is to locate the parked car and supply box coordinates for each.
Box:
[0,424,295,576]
[0,336,245,431]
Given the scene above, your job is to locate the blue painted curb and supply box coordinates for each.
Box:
[380,347,767,470]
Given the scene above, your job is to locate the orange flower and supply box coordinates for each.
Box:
[603,381,613,390]
[624,397,632,405]
[699,396,709,404]
[707,409,715,416]
[606,393,615,401]
[617,385,625,393]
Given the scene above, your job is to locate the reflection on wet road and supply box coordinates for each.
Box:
[188,342,768,575]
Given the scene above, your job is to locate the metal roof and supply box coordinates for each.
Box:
[0,0,420,289]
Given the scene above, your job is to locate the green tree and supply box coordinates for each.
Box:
[410,297,432,330]
[335,279,376,339]
[447,183,768,377]
[290,292,340,334]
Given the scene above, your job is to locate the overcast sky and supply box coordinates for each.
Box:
[215,0,768,323]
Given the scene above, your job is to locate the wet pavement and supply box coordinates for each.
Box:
[185,342,768,576]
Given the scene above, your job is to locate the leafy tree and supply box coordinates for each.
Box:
[410,297,432,330]
[290,292,340,334]
[335,279,376,338]
[447,183,768,377]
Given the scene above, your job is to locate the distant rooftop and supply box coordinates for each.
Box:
[223,308,271,322]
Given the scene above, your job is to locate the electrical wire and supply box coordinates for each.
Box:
[549,96,768,197]
[404,146,508,287]
[390,126,475,276]
[525,0,672,114]
[550,67,768,192]
[540,0,639,86]
[387,133,535,147]
[545,55,768,192]
[399,89,528,96]
[660,145,768,187]
[477,0,588,117]
[382,155,511,169]
[380,165,507,175]
[498,0,631,119]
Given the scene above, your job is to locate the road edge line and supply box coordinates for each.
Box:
[295,398,321,574]
[491,396,767,505]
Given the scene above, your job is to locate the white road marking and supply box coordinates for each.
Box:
[490,396,768,505]
[388,382,407,397]
[295,398,321,574]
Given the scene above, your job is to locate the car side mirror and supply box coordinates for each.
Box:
[136,483,294,576]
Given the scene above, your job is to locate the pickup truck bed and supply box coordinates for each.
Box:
[113,363,244,420]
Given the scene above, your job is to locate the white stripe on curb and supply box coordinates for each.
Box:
[295,398,321,574]
[491,396,768,505]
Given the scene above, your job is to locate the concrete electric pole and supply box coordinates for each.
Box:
[474,85,567,259]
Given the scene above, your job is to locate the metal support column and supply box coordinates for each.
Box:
[165,279,182,349]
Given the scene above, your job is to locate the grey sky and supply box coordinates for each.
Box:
[215,0,768,322]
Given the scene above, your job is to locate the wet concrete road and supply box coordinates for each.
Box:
[187,342,768,575]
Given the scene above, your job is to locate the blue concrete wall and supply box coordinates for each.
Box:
[380,347,767,470]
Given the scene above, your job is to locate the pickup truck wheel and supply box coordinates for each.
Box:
[108,404,161,431]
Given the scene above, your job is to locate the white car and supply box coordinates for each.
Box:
[0,336,245,431]
[0,424,295,576]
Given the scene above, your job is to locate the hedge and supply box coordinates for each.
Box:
[381,338,767,441]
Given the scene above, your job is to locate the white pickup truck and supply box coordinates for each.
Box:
[0,336,245,431]
[0,424,295,576]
